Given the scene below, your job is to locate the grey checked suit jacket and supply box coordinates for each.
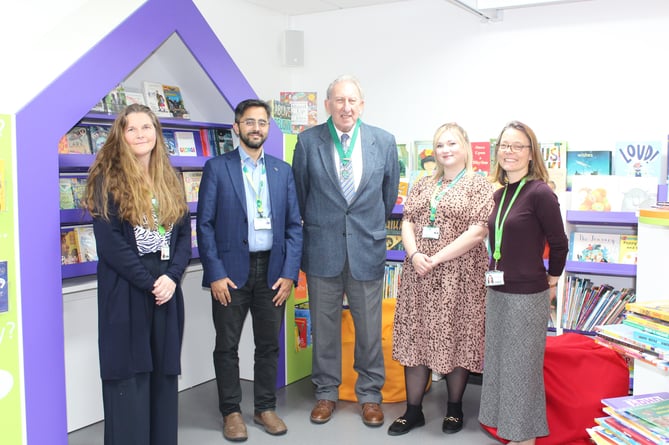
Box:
[292,122,400,281]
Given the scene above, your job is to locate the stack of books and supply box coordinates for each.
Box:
[587,392,669,444]
[594,300,669,371]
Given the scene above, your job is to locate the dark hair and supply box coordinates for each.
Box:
[234,99,271,123]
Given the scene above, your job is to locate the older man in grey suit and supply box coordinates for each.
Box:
[292,75,400,427]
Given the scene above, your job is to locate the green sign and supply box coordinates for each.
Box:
[0,113,24,445]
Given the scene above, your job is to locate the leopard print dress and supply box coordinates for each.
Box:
[392,173,494,374]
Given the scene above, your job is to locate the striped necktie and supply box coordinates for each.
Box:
[339,133,355,203]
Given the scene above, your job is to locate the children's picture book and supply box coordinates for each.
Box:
[103,84,126,114]
[142,81,172,118]
[618,176,658,212]
[75,225,98,263]
[625,399,669,433]
[174,131,197,156]
[162,84,189,119]
[627,301,669,323]
[294,270,308,302]
[70,175,88,209]
[613,140,664,178]
[124,90,146,106]
[565,150,612,191]
[190,217,197,248]
[569,231,620,263]
[60,227,80,265]
[397,143,409,178]
[280,92,317,134]
[294,303,312,348]
[540,141,568,192]
[162,130,177,155]
[182,171,202,202]
[58,126,91,154]
[618,234,638,264]
[87,125,110,154]
[59,177,75,209]
[570,175,658,212]
[268,99,292,134]
[471,141,491,176]
[385,216,403,251]
[396,179,409,206]
[413,140,435,174]
[214,128,234,155]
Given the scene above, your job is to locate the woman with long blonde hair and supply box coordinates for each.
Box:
[86,103,191,445]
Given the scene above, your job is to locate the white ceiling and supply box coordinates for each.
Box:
[239,0,590,16]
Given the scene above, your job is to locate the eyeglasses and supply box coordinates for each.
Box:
[497,143,530,153]
[240,119,269,128]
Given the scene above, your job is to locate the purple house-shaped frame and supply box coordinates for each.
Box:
[15,0,283,442]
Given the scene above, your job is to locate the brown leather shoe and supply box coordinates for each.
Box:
[361,402,384,427]
[310,399,336,424]
[253,410,287,436]
[223,412,248,442]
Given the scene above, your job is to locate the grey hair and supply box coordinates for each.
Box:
[326,74,364,100]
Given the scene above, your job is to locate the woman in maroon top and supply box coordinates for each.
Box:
[478,121,568,445]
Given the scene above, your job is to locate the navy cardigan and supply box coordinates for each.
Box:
[93,205,191,380]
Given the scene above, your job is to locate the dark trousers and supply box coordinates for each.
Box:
[212,251,284,416]
[102,253,178,445]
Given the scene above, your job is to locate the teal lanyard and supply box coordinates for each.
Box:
[151,197,166,236]
[242,160,267,217]
[429,168,466,225]
[327,117,361,164]
[492,178,526,266]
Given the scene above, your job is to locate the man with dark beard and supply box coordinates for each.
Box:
[197,99,303,442]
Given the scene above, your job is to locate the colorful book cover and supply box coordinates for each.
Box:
[471,141,491,176]
[58,126,91,154]
[624,312,669,336]
[59,177,75,209]
[70,175,88,209]
[613,140,664,178]
[87,125,110,154]
[569,175,657,212]
[279,92,317,134]
[397,143,409,178]
[540,141,567,192]
[142,81,172,117]
[174,131,197,156]
[569,231,620,263]
[162,84,189,119]
[565,150,612,191]
[268,99,292,134]
[0,260,7,313]
[124,90,146,106]
[618,234,638,264]
[633,327,669,350]
[385,216,403,251]
[604,406,669,445]
[215,128,234,155]
[413,140,435,174]
[103,84,126,114]
[598,416,658,445]
[75,225,98,263]
[60,227,80,265]
[182,171,202,202]
[596,323,668,358]
[162,130,177,156]
[627,301,669,323]
[294,303,311,347]
[396,179,409,206]
[625,399,669,434]
[294,270,308,302]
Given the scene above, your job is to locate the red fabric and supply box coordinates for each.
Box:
[481,333,629,444]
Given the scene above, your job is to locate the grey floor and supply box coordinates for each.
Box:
[69,376,501,444]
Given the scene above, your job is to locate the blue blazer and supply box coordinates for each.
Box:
[197,149,303,288]
[292,122,399,281]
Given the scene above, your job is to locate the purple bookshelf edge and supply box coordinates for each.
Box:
[564,260,636,277]
[59,153,211,169]
[60,209,92,224]
[387,250,405,262]
[566,210,638,225]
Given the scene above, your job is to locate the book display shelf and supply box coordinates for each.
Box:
[634,208,669,394]
[559,209,639,334]
[58,112,232,279]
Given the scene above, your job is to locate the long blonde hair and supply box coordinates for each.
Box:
[431,122,472,181]
[85,104,188,228]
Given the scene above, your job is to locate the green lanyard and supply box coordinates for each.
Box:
[242,160,266,217]
[327,117,361,165]
[492,178,526,265]
[151,197,166,236]
[429,168,466,225]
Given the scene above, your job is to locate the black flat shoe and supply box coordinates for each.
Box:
[387,413,425,436]
[442,415,463,434]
